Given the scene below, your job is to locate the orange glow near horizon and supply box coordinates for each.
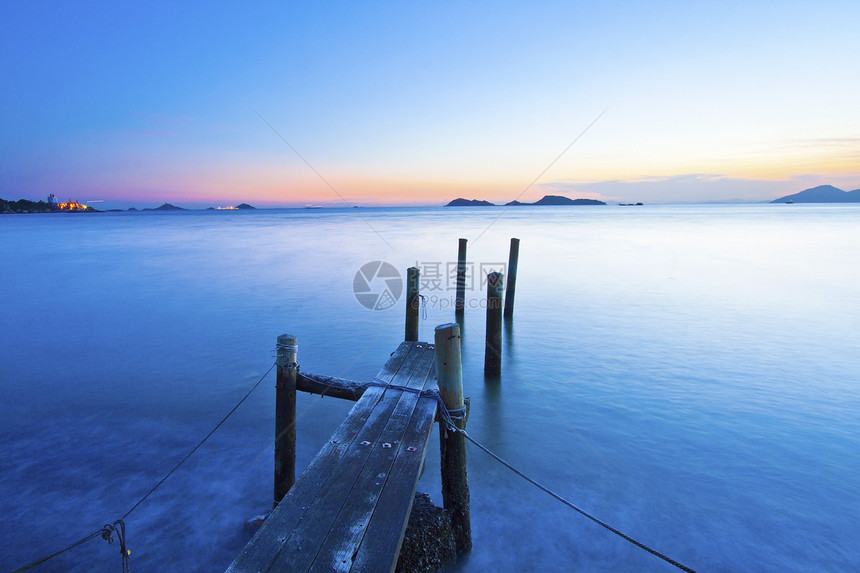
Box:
[48,142,859,208]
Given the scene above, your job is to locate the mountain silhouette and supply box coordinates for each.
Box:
[446,195,606,206]
[446,198,495,206]
[772,185,860,203]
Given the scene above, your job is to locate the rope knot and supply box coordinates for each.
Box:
[100,520,130,572]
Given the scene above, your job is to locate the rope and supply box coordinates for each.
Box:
[12,529,105,572]
[120,360,276,520]
[17,361,696,573]
[362,374,696,572]
[438,419,698,573]
[365,378,445,405]
[418,294,428,320]
[365,378,465,417]
[11,361,277,573]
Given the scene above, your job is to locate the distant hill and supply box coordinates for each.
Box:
[447,195,606,207]
[772,185,860,203]
[207,203,257,210]
[536,195,604,205]
[446,198,495,206]
[144,203,187,211]
[506,195,606,206]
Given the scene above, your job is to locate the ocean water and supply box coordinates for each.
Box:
[1,204,858,572]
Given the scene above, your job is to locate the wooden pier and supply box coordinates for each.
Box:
[229,247,515,572]
[229,329,467,572]
[11,242,698,573]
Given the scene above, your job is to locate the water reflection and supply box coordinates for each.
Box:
[2,206,859,572]
[503,317,515,363]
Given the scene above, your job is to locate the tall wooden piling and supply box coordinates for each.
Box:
[503,238,519,318]
[484,272,504,376]
[434,322,472,554]
[274,334,297,508]
[455,238,467,314]
[405,266,420,341]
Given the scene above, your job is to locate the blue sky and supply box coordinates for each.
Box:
[2,1,859,207]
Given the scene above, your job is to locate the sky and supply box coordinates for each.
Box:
[2,1,859,208]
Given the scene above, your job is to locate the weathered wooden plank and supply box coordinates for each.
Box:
[308,344,437,572]
[266,345,435,573]
[297,372,365,401]
[230,395,386,572]
[266,389,409,571]
[227,342,416,573]
[348,378,439,571]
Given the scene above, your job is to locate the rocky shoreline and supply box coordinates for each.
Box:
[0,198,96,214]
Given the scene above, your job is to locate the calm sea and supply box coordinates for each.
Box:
[1,204,858,572]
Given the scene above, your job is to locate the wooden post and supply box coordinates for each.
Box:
[434,322,471,554]
[484,272,504,376]
[455,238,467,314]
[274,334,297,508]
[405,267,420,342]
[504,238,519,318]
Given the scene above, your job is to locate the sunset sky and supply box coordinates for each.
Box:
[2,1,859,208]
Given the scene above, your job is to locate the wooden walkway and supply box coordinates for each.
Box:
[228,341,440,573]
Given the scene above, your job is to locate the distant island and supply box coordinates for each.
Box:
[446,195,606,206]
[446,198,496,207]
[2,196,263,213]
[205,203,256,210]
[144,203,187,211]
[507,195,606,206]
[772,185,860,203]
[136,202,256,211]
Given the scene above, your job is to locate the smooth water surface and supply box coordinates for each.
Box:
[1,204,858,572]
